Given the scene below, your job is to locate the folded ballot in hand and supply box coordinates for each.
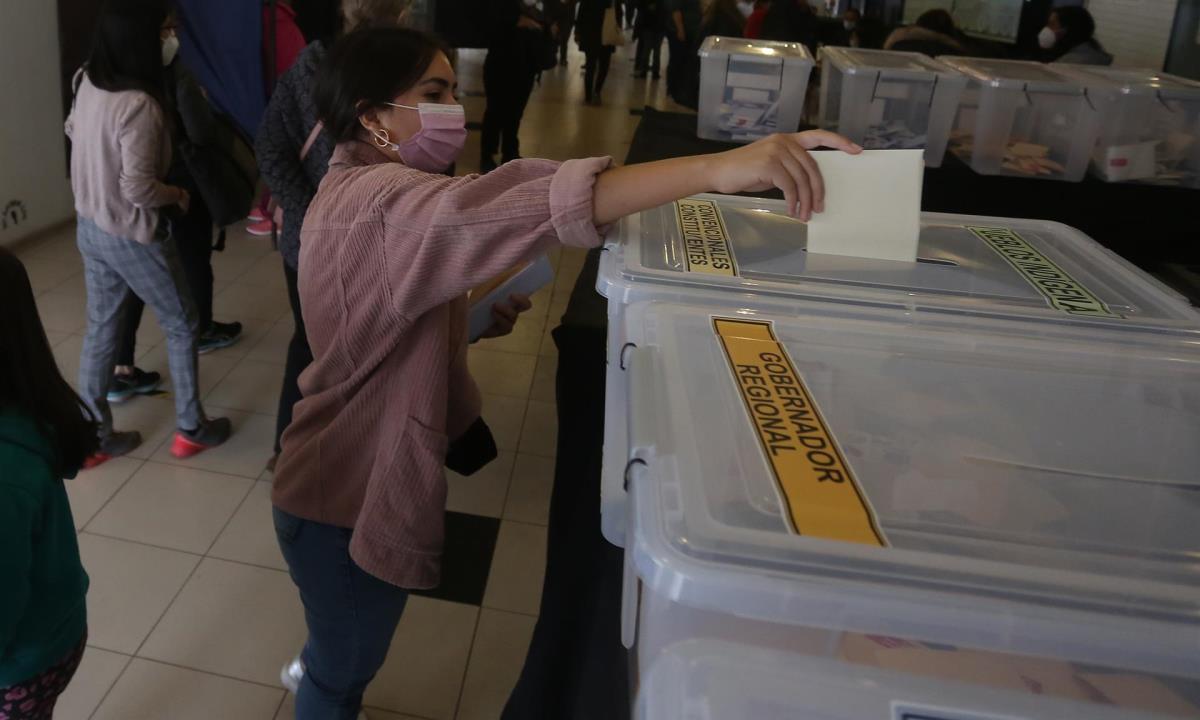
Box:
[468,255,555,342]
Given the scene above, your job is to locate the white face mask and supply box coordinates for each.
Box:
[162,35,180,66]
[1037,26,1057,50]
[843,20,856,30]
[737,1,755,17]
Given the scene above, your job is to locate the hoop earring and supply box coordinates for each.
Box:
[371,128,391,148]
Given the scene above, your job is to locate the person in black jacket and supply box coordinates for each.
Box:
[576,0,623,105]
[759,0,817,53]
[633,0,664,79]
[107,44,244,404]
[481,0,552,172]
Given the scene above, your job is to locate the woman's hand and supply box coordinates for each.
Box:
[707,131,862,221]
[175,188,191,214]
[479,294,533,340]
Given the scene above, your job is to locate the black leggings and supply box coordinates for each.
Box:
[584,48,613,99]
[116,192,213,366]
[274,260,313,454]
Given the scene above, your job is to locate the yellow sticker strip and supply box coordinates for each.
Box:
[968,226,1122,319]
[675,198,738,276]
[713,317,887,547]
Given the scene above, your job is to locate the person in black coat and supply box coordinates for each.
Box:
[759,0,817,53]
[576,0,622,104]
[633,0,664,78]
[481,0,552,172]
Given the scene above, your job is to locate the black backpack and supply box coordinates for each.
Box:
[175,112,258,231]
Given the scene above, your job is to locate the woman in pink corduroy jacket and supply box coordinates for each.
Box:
[270,26,859,719]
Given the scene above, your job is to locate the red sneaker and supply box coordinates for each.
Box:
[171,417,233,458]
[83,430,142,469]
[247,209,268,223]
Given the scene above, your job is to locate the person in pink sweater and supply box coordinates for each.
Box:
[270,26,859,719]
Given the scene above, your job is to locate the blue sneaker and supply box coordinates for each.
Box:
[107,368,162,403]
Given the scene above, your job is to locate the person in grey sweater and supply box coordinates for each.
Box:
[255,0,411,467]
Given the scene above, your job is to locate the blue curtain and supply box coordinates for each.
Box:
[176,0,266,138]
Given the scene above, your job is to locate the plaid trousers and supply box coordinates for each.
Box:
[76,218,203,438]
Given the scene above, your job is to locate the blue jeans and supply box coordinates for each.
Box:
[273,507,409,720]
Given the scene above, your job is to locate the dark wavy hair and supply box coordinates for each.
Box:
[0,248,98,474]
[86,0,173,106]
[315,27,449,143]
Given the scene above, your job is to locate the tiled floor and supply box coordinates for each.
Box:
[19,39,680,720]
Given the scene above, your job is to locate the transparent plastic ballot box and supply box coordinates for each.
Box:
[637,639,1196,720]
[938,57,1101,182]
[1054,65,1200,188]
[619,299,1200,718]
[594,193,1200,546]
[697,36,814,144]
[818,47,966,168]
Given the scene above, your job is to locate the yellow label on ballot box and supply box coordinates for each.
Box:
[968,226,1122,319]
[713,318,886,547]
[676,199,738,276]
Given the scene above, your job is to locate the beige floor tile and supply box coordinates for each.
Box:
[479,312,546,355]
[92,659,284,720]
[77,533,200,654]
[481,394,527,452]
[68,455,142,529]
[482,521,547,616]
[246,317,296,364]
[24,254,82,294]
[518,401,557,458]
[210,249,265,286]
[467,348,537,398]
[45,329,72,347]
[446,451,516,518]
[538,325,558,358]
[362,597,479,720]
[504,454,554,526]
[133,314,165,353]
[205,359,286,415]
[51,333,84,388]
[140,558,306,687]
[235,252,290,291]
[275,695,426,720]
[528,354,557,404]
[53,647,131,720]
[150,408,276,479]
[109,396,179,459]
[50,268,90,299]
[209,481,286,571]
[86,461,253,553]
[456,610,537,720]
[213,281,292,323]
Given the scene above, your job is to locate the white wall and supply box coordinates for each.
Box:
[1087,0,1181,69]
[0,0,75,247]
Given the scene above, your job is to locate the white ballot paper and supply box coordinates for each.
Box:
[469,255,555,342]
[806,149,924,263]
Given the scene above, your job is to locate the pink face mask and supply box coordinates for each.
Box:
[374,102,467,173]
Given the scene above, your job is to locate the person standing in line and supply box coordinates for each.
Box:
[743,0,770,38]
[248,0,311,236]
[663,0,701,103]
[0,249,96,720]
[576,0,622,105]
[257,0,415,472]
[271,25,855,720]
[557,0,578,65]
[702,0,746,39]
[106,37,245,406]
[66,0,231,464]
[1040,6,1112,66]
[633,0,664,79]
[480,0,551,172]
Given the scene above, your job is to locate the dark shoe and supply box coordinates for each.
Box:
[107,368,162,403]
[171,417,233,459]
[652,71,661,79]
[480,155,499,174]
[84,430,143,469]
[633,71,647,79]
[198,321,243,355]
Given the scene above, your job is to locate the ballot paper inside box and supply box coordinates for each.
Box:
[818,48,966,168]
[1055,64,1200,188]
[941,57,1100,182]
[698,36,813,144]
